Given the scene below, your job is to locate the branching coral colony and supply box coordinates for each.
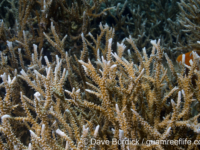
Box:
[0,22,200,150]
[0,1,200,150]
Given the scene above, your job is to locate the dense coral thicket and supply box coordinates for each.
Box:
[176,0,200,52]
[1,23,200,149]
[0,0,182,57]
[1,0,200,150]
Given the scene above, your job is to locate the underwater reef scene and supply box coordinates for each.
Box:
[2,0,200,149]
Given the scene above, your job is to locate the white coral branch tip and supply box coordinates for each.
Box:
[6,41,12,50]
[65,141,69,150]
[34,92,41,101]
[119,129,124,140]
[28,143,32,150]
[167,127,171,134]
[20,69,28,77]
[115,104,120,115]
[94,125,100,138]
[108,38,113,45]
[1,73,6,82]
[82,125,89,138]
[110,64,117,70]
[177,91,181,106]
[33,44,38,52]
[56,129,67,137]
[30,130,38,139]
[1,115,11,123]
[46,67,51,79]
[41,124,45,136]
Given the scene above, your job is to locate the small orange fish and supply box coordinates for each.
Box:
[176,51,193,66]
[176,51,200,66]
[176,51,200,86]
